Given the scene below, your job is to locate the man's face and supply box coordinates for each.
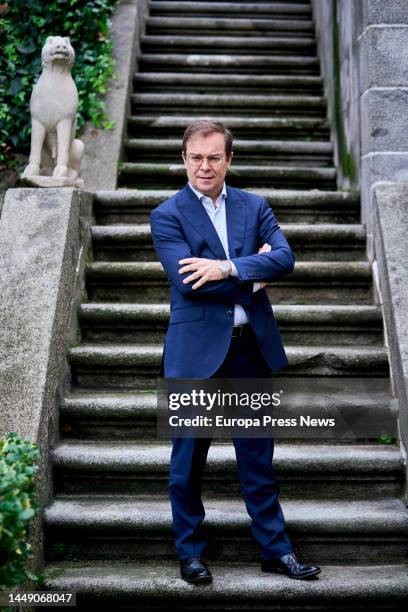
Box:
[182,132,233,200]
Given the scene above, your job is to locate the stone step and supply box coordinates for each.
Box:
[138,53,320,74]
[91,222,365,262]
[149,1,313,19]
[146,16,315,37]
[40,560,408,610]
[68,344,389,387]
[60,384,391,441]
[118,163,336,189]
[51,440,404,498]
[134,72,323,94]
[43,496,408,563]
[131,93,327,116]
[77,303,382,345]
[141,35,317,55]
[93,189,359,224]
[85,260,373,304]
[127,115,330,140]
[123,138,333,166]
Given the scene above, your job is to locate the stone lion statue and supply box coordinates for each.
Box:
[21,35,84,188]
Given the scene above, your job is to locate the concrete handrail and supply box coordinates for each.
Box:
[372,181,408,503]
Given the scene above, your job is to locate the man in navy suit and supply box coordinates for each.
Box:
[150,120,321,584]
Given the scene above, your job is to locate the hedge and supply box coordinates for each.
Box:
[0,432,41,589]
[0,0,118,165]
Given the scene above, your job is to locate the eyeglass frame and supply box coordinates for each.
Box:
[182,152,230,167]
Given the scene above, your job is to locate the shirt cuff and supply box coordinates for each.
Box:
[253,282,261,293]
[229,261,239,277]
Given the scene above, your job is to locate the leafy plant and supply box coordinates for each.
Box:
[378,433,393,445]
[0,0,118,167]
[0,431,41,589]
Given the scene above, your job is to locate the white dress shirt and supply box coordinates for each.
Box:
[188,181,260,326]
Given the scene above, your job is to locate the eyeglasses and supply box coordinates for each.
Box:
[185,153,225,167]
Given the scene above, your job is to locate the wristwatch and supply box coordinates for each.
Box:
[219,260,231,279]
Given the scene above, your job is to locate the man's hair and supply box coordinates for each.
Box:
[182,120,233,157]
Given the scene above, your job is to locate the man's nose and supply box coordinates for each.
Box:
[200,158,211,170]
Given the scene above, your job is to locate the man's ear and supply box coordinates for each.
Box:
[227,151,234,166]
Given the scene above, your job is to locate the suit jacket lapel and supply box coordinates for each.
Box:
[177,183,227,260]
[225,185,246,258]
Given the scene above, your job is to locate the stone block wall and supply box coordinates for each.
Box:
[312,0,408,258]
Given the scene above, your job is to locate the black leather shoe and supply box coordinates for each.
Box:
[180,556,212,584]
[261,552,321,580]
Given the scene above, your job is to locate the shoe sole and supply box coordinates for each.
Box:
[182,575,213,585]
[262,567,321,580]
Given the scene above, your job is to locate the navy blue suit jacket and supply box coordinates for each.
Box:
[150,182,295,378]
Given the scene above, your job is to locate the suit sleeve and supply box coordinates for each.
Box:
[230,198,295,282]
[150,207,254,305]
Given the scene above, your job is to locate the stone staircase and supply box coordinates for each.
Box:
[41,0,408,608]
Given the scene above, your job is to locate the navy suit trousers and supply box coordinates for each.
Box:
[168,324,293,560]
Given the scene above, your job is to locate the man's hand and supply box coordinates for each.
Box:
[178,257,223,289]
[179,243,272,290]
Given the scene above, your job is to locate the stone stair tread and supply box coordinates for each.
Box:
[94,188,358,207]
[141,35,316,50]
[132,93,326,106]
[78,302,381,319]
[127,115,330,130]
[123,138,333,153]
[119,162,336,173]
[118,164,337,183]
[139,52,320,67]
[143,32,316,41]
[44,496,408,534]
[149,2,313,16]
[61,389,158,416]
[41,560,408,606]
[69,344,387,358]
[60,383,389,417]
[90,222,364,241]
[52,440,404,474]
[147,17,314,32]
[86,260,371,278]
[67,344,388,377]
[134,72,323,86]
[93,188,359,226]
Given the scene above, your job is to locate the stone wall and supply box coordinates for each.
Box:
[0,0,150,580]
[0,188,94,575]
[312,0,408,258]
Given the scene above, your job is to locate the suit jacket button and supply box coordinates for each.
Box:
[226,309,233,316]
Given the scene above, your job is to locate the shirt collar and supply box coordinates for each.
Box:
[188,181,227,206]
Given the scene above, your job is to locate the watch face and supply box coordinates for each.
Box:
[220,261,229,272]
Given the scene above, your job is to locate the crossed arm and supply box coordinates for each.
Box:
[150,198,295,303]
[178,243,272,290]
[150,207,254,305]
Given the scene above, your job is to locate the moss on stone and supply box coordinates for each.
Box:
[331,0,357,184]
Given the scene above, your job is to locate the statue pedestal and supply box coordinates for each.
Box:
[19,175,85,189]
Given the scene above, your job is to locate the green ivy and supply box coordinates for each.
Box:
[378,433,393,445]
[0,0,118,165]
[0,431,41,590]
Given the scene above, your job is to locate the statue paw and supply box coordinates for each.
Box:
[21,164,40,178]
[53,164,69,178]
[66,168,79,180]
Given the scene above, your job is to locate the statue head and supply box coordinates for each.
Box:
[41,36,75,70]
